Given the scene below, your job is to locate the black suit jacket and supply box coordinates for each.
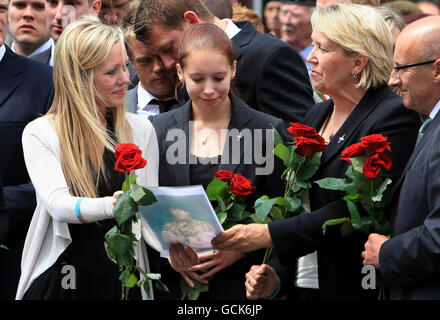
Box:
[0,45,54,299]
[379,109,440,299]
[231,21,314,126]
[268,85,421,299]
[0,174,7,244]
[150,94,288,299]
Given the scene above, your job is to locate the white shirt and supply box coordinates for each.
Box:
[137,84,160,116]
[49,38,55,67]
[0,44,5,62]
[223,19,241,39]
[429,100,440,120]
[11,38,52,58]
[136,84,177,116]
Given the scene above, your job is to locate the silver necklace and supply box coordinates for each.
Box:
[198,110,231,145]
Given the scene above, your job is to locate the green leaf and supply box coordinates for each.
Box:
[130,184,157,206]
[217,211,227,224]
[372,178,392,202]
[107,232,134,269]
[254,196,277,222]
[351,156,368,176]
[359,216,373,234]
[145,273,161,280]
[287,145,300,168]
[250,213,272,224]
[273,143,290,165]
[345,199,362,231]
[344,194,362,202]
[286,196,301,215]
[322,217,350,235]
[274,197,292,210]
[270,206,284,221]
[113,192,138,226]
[104,241,117,264]
[215,195,227,212]
[155,279,170,293]
[126,273,138,288]
[297,152,322,181]
[272,125,284,147]
[340,220,355,237]
[119,269,129,284]
[294,180,311,191]
[229,202,247,221]
[315,177,356,193]
[181,279,209,300]
[206,178,229,201]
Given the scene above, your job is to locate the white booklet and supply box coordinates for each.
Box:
[138,185,224,258]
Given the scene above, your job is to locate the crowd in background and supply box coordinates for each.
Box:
[0,0,439,301]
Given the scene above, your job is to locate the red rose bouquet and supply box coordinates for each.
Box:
[316,134,392,237]
[254,122,327,263]
[105,143,168,300]
[179,170,256,300]
[207,170,256,229]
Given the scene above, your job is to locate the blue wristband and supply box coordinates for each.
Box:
[263,279,281,300]
[75,197,87,223]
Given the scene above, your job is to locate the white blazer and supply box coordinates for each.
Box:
[16,113,160,299]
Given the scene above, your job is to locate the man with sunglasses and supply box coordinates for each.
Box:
[362,15,440,299]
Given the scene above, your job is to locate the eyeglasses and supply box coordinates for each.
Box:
[393,59,436,79]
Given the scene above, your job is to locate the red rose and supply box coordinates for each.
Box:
[214,170,234,183]
[360,134,391,153]
[363,153,393,178]
[287,122,319,138]
[229,173,256,198]
[294,135,327,157]
[114,143,147,173]
[341,142,368,162]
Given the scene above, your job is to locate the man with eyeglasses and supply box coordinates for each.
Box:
[362,15,440,299]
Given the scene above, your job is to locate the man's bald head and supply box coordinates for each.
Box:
[390,15,440,115]
[397,15,440,61]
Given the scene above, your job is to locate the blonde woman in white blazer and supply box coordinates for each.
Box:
[16,16,159,300]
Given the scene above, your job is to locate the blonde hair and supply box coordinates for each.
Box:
[311,3,393,89]
[47,15,133,198]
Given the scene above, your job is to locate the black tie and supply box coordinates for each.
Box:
[149,98,178,113]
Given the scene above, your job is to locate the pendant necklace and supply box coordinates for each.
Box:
[199,110,231,145]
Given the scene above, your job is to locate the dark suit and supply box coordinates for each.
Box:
[231,21,314,125]
[0,174,7,244]
[30,47,51,65]
[0,45,54,299]
[126,84,180,114]
[150,94,288,299]
[268,85,421,299]
[379,109,440,299]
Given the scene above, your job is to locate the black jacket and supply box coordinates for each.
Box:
[268,85,421,299]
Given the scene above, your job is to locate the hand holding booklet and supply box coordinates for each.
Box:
[138,185,224,258]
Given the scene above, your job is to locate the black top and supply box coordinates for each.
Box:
[189,154,221,189]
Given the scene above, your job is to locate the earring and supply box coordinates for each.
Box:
[352,73,359,82]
